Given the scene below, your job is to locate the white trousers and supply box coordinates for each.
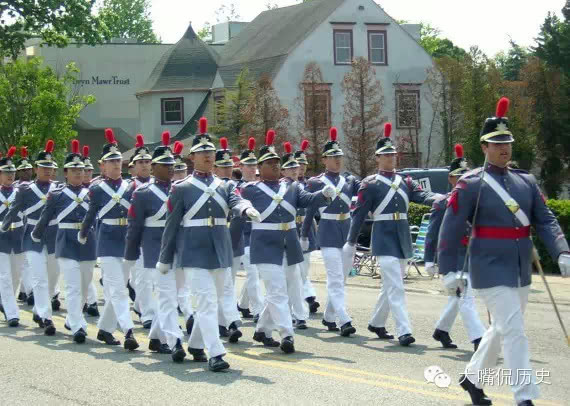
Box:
[435,273,486,342]
[58,258,94,334]
[187,267,229,358]
[27,248,59,320]
[135,265,157,323]
[300,252,317,300]
[217,258,241,328]
[321,247,352,326]
[466,285,538,403]
[17,254,32,295]
[97,257,134,334]
[175,268,193,321]
[238,246,264,316]
[0,252,21,320]
[149,269,184,349]
[256,256,294,339]
[288,263,309,321]
[86,280,98,305]
[369,256,412,337]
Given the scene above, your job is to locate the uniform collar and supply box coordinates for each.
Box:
[136,176,151,183]
[36,180,51,187]
[378,170,395,178]
[67,184,83,192]
[104,177,123,186]
[154,179,171,188]
[325,170,340,179]
[262,179,280,186]
[1,185,13,191]
[486,164,508,175]
[193,170,211,179]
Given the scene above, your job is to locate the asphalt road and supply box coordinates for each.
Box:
[1,280,568,406]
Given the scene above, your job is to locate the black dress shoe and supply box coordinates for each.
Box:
[398,334,416,346]
[433,328,458,349]
[280,336,295,354]
[51,294,61,311]
[368,325,394,339]
[209,355,230,372]
[142,320,152,329]
[340,322,356,337]
[32,313,44,328]
[86,303,100,317]
[0,303,4,317]
[293,319,307,330]
[158,343,172,354]
[17,292,27,302]
[517,401,534,406]
[322,319,339,331]
[124,329,139,351]
[228,322,242,344]
[253,331,280,347]
[149,338,162,352]
[219,325,229,338]
[306,296,320,314]
[8,318,19,327]
[26,292,34,306]
[127,280,136,302]
[44,319,56,336]
[473,337,482,352]
[73,329,86,344]
[188,347,208,362]
[186,315,194,335]
[237,305,253,319]
[97,329,120,346]
[253,314,259,324]
[459,374,492,405]
[64,323,71,331]
[132,308,141,318]
[172,340,186,363]
[177,306,183,315]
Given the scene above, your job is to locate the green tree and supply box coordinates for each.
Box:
[494,40,529,81]
[0,0,106,60]
[197,23,212,41]
[0,58,95,163]
[98,0,160,43]
[419,23,467,60]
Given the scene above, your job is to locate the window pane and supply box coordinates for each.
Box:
[371,34,384,49]
[371,49,384,64]
[164,100,181,112]
[165,111,181,123]
[397,92,419,128]
[336,48,350,63]
[335,32,349,47]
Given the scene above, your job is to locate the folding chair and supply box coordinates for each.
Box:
[405,213,431,279]
[352,219,379,277]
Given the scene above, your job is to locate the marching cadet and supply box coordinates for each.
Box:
[213,137,244,342]
[157,117,258,372]
[81,146,100,317]
[424,144,485,351]
[172,141,188,181]
[294,140,320,314]
[0,147,23,327]
[129,134,156,328]
[236,138,264,321]
[125,131,186,361]
[438,98,570,406]
[78,129,139,351]
[241,130,335,354]
[346,123,438,346]
[1,140,60,335]
[15,147,34,184]
[280,142,309,329]
[301,127,360,337]
[31,140,96,344]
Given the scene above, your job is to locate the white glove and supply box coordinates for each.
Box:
[123,260,136,272]
[558,253,570,277]
[322,184,336,199]
[77,231,87,245]
[156,262,171,275]
[425,262,437,278]
[300,237,309,252]
[443,272,467,295]
[246,207,261,223]
[342,242,357,268]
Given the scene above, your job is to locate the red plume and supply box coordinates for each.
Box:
[162,131,170,147]
[83,145,90,158]
[232,156,240,163]
[7,146,16,158]
[45,140,54,153]
[135,134,144,148]
[496,97,510,118]
[454,144,464,159]
[21,147,28,158]
[329,127,338,141]
[105,128,116,144]
[173,141,184,155]
[284,142,292,154]
[199,117,208,134]
[301,139,309,151]
[220,137,228,150]
[71,139,80,154]
[248,137,256,150]
[384,122,392,138]
[266,129,275,146]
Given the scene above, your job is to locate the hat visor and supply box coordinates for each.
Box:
[449,168,469,177]
[258,154,280,163]
[174,165,188,171]
[133,154,152,161]
[281,162,300,169]
[64,163,86,169]
[482,134,514,143]
[239,157,258,165]
[36,162,56,168]
[102,153,122,161]
[214,162,234,168]
[0,166,16,172]
[322,150,344,157]
[153,157,176,165]
[190,145,216,153]
[375,148,397,155]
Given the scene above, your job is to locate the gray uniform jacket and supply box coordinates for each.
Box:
[158,173,252,270]
[438,165,569,289]
[348,171,438,258]
[241,179,330,266]
[0,186,24,254]
[296,177,319,252]
[227,178,245,258]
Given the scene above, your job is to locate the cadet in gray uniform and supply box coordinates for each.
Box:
[302,128,360,337]
[438,98,570,406]
[241,130,335,354]
[32,140,96,344]
[346,123,438,346]
[14,146,33,303]
[157,118,258,372]
[424,144,485,351]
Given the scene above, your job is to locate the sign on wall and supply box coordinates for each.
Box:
[75,76,130,86]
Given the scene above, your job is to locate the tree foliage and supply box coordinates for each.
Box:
[0,58,95,163]
[341,57,385,178]
[419,23,467,60]
[98,0,160,43]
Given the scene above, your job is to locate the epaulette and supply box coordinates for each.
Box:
[362,174,378,184]
[136,183,151,192]
[459,167,484,180]
[509,168,530,175]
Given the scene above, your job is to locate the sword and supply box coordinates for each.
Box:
[532,247,570,347]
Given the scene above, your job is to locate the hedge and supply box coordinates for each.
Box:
[408,200,570,274]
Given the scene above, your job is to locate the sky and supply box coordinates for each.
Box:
[149,0,565,56]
